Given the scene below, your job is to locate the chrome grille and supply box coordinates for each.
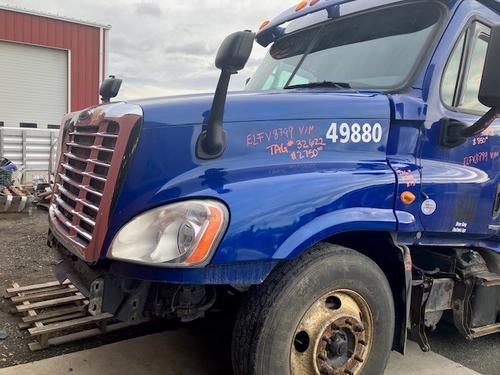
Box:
[52,120,119,247]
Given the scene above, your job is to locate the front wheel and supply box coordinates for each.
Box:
[232,243,395,375]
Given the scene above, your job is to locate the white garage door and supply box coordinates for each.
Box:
[0,41,68,129]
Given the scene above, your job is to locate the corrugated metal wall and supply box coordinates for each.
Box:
[0,127,58,183]
[0,8,102,112]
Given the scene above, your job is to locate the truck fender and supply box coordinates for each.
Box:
[271,208,415,354]
[272,207,415,260]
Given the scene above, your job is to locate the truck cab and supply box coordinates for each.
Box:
[48,1,500,374]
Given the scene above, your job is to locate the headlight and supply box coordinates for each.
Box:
[108,200,228,267]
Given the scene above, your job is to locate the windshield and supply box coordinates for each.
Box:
[247,1,445,91]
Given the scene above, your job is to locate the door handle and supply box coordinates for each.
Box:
[494,183,500,218]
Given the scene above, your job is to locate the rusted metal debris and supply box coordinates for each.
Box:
[36,189,53,210]
[0,186,32,213]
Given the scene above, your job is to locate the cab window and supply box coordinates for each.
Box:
[461,36,489,113]
[441,22,490,115]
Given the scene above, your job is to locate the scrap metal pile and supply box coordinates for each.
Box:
[0,157,55,212]
[0,157,34,212]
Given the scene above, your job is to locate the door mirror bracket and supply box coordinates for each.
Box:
[441,108,498,148]
[440,118,468,148]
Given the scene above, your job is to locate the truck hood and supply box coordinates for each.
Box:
[132,90,390,127]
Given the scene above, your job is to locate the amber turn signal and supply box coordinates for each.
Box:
[259,20,270,30]
[401,191,416,205]
[296,0,308,11]
[184,206,224,265]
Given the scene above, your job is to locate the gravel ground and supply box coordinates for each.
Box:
[0,210,178,368]
[0,210,498,373]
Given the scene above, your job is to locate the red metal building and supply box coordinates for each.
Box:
[0,5,110,129]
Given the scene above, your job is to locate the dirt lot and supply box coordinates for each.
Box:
[0,210,58,366]
[0,210,182,368]
[0,210,498,374]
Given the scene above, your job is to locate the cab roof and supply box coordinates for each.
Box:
[256,0,462,47]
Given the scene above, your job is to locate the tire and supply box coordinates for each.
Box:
[232,243,395,375]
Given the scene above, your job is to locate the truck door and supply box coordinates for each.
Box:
[420,21,500,239]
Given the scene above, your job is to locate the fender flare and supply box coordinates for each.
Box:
[272,207,416,260]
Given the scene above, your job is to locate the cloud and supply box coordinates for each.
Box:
[135,1,162,17]
[165,41,216,57]
[1,0,289,99]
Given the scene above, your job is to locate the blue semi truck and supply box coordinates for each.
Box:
[48,0,500,373]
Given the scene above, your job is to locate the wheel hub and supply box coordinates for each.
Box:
[317,317,366,374]
[329,331,348,357]
[290,290,373,375]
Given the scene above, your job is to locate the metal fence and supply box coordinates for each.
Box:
[0,127,59,184]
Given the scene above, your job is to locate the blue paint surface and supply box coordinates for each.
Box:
[102,0,499,284]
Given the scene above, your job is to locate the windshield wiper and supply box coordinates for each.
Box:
[284,81,352,90]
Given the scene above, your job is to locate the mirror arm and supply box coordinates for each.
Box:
[196,69,234,159]
[441,108,498,148]
[461,107,498,138]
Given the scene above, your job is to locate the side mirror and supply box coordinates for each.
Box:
[442,25,500,147]
[215,31,255,73]
[196,31,255,160]
[100,75,122,103]
[478,25,500,109]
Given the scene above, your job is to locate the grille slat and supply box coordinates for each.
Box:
[54,194,96,227]
[53,119,122,249]
[64,152,111,169]
[67,142,114,153]
[61,163,107,182]
[69,131,119,139]
[58,173,104,197]
[57,183,100,212]
[52,207,92,241]
[53,206,73,230]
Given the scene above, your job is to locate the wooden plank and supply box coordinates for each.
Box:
[11,286,77,303]
[19,284,73,297]
[19,312,86,330]
[6,280,69,295]
[16,294,85,313]
[471,323,500,338]
[29,313,114,336]
[480,275,500,287]
[7,281,61,294]
[12,283,44,333]
[21,305,87,323]
[7,286,71,303]
[28,322,133,352]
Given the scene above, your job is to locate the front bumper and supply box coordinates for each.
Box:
[50,232,150,323]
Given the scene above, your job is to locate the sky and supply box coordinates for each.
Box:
[1,0,289,100]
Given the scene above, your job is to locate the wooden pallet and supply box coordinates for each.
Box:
[5,280,134,351]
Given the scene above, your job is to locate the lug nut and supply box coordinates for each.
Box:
[354,324,364,333]
[354,355,364,363]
